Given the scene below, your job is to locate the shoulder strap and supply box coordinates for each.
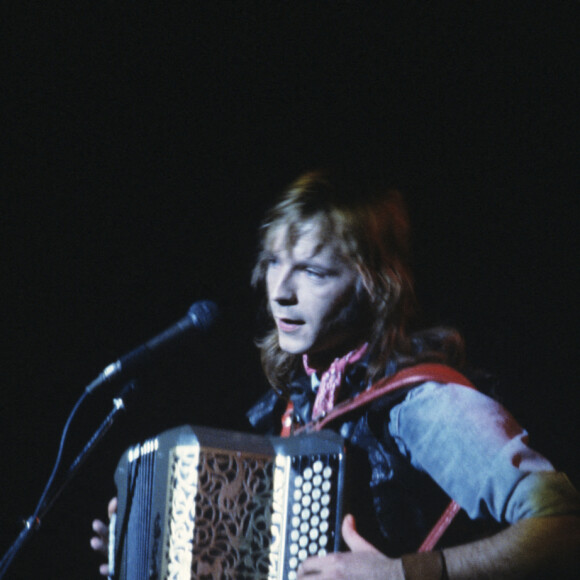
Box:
[284,362,474,552]
[297,362,474,434]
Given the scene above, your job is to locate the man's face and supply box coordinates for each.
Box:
[266,221,362,367]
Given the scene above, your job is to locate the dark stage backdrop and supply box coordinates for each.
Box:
[1,4,578,578]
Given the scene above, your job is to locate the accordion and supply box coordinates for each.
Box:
[109,425,346,580]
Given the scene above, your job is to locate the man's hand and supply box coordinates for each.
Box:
[90,497,117,577]
[297,514,404,579]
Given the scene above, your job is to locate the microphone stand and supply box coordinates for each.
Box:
[0,381,137,579]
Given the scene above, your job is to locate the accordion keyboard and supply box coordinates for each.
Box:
[286,457,339,578]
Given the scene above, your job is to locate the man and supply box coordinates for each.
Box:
[247,169,580,578]
[93,169,580,578]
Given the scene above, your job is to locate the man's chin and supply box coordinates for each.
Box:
[277,337,309,356]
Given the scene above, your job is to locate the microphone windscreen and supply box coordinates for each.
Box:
[188,300,220,332]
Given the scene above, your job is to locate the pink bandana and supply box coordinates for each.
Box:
[303,343,369,420]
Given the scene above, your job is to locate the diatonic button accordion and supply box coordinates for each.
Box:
[109,425,345,580]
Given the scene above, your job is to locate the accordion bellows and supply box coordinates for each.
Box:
[110,425,345,580]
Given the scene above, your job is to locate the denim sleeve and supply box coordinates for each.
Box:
[388,381,580,523]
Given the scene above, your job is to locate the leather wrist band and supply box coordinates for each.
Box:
[401,550,448,580]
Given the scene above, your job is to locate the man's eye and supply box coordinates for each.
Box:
[305,268,325,278]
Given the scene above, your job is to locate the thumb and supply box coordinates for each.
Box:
[108,497,118,519]
[341,514,380,553]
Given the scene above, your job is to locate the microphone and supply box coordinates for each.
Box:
[85,300,219,393]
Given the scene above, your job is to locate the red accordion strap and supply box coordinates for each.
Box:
[282,362,475,552]
[418,499,462,552]
[280,400,295,438]
[301,363,474,433]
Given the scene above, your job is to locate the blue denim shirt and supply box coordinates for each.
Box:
[388,381,579,523]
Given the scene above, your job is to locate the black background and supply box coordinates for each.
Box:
[1,3,578,578]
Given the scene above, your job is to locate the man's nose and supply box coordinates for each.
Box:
[271,269,297,304]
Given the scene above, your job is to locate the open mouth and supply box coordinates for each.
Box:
[277,318,304,332]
